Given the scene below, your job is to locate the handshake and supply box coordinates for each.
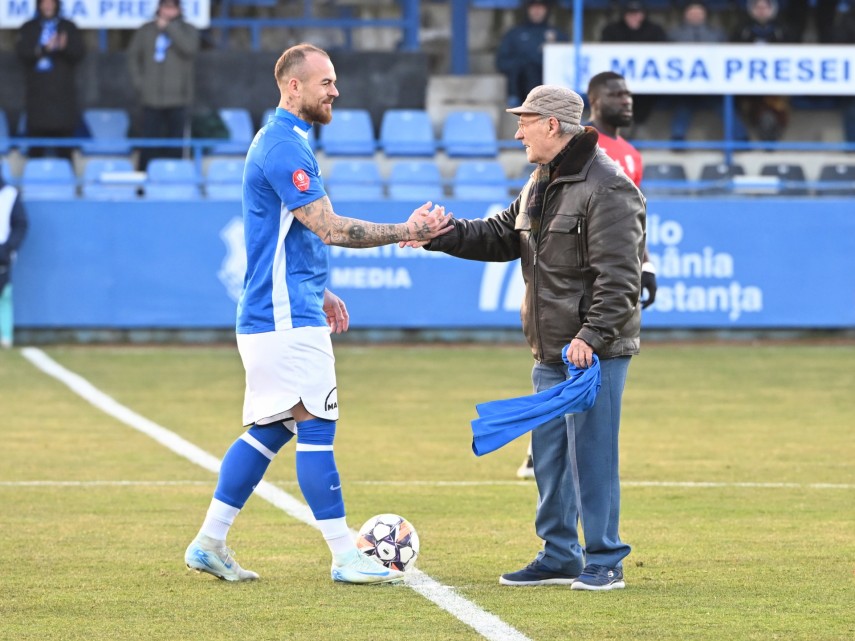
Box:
[401,201,453,249]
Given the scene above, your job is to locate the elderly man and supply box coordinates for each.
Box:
[413,85,646,590]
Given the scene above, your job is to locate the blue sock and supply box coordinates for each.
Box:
[213,421,294,509]
[295,418,345,520]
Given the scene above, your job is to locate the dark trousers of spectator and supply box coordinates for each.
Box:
[138,106,187,171]
[505,65,544,105]
[26,126,76,162]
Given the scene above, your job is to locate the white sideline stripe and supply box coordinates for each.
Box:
[21,347,533,641]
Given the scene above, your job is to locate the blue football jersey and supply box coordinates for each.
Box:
[237,108,329,334]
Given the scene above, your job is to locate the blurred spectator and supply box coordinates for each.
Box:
[15,0,85,161]
[667,2,731,144]
[784,0,839,43]
[830,1,855,144]
[0,175,28,349]
[730,0,797,142]
[496,0,568,106]
[600,1,667,129]
[127,0,200,170]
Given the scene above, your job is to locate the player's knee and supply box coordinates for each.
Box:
[295,417,336,446]
[247,419,295,454]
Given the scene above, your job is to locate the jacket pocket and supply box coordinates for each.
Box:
[544,214,584,267]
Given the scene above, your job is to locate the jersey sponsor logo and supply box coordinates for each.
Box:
[293,169,310,192]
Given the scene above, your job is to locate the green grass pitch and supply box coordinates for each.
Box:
[1,342,853,640]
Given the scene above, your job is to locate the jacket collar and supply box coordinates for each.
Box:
[554,127,600,179]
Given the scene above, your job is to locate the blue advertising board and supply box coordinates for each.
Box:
[12,198,855,329]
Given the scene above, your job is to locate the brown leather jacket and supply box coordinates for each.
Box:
[428,127,646,364]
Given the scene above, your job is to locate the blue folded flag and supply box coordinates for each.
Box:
[471,347,601,456]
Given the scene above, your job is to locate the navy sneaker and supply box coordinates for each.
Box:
[499,560,578,586]
[570,564,625,591]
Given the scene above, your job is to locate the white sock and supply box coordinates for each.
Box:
[199,498,240,542]
[319,517,356,562]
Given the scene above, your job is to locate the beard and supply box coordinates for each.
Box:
[302,99,333,125]
[605,109,633,129]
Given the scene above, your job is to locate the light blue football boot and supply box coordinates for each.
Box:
[330,549,405,585]
[185,535,259,582]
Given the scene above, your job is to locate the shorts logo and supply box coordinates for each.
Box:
[293,169,310,192]
[325,387,338,412]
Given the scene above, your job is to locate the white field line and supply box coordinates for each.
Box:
[4,479,853,490]
[21,347,533,641]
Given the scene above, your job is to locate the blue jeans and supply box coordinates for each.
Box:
[530,356,632,573]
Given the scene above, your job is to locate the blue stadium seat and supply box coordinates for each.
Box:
[319,109,375,156]
[206,157,245,200]
[441,111,498,157]
[387,161,444,201]
[82,158,139,200]
[816,163,855,196]
[641,162,690,196]
[325,160,384,201]
[144,159,200,200]
[471,0,521,8]
[1,157,14,184]
[760,163,809,196]
[0,109,9,155]
[212,108,255,155]
[380,109,436,157]
[698,163,745,195]
[82,108,131,155]
[453,161,509,201]
[20,158,77,199]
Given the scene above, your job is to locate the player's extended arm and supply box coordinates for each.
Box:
[291,196,451,248]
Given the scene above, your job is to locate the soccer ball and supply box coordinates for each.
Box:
[356,513,420,572]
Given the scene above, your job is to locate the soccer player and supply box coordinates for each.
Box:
[516,71,656,480]
[185,43,451,584]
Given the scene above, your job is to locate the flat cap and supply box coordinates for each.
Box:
[506,85,584,135]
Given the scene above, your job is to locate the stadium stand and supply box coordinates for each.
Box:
[205,157,245,200]
[387,160,444,201]
[20,158,77,200]
[816,163,855,196]
[318,109,375,156]
[212,108,255,156]
[760,163,809,196]
[143,159,201,200]
[452,160,509,200]
[379,109,436,157]
[81,109,132,155]
[698,162,746,196]
[81,158,139,200]
[441,110,498,157]
[325,160,385,201]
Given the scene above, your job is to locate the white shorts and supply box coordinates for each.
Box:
[236,326,339,427]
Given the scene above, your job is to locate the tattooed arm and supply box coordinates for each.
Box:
[291,196,451,248]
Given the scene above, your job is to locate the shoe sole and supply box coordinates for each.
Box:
[186,563,259,582]
[570,580,625,591]
[499,577,576,586]
[331,574,405,585]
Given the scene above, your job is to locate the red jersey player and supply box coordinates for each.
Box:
[586,71,655,309]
